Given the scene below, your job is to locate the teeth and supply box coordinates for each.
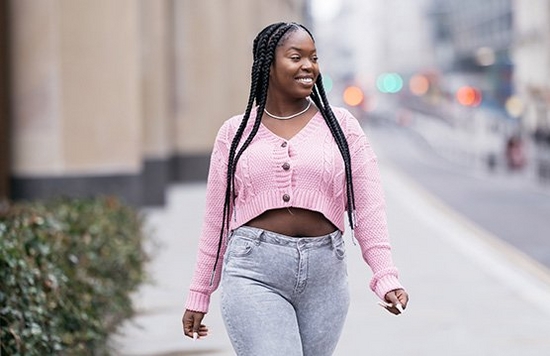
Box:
[298,78,313,83]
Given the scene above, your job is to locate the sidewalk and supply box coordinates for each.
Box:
[111,159,550,355]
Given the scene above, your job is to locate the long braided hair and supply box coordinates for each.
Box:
[210,22,357,281]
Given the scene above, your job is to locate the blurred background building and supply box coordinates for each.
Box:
[310,0,550,180]
[513,0,550,143]
[313,0,515,118]
[0,0,307,205]
[429,0,513,111]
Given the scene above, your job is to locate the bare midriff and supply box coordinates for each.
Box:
[245,207,338,237]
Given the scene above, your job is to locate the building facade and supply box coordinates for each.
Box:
[429,0,514,110]
[512,0,550,139]
[1,0,306,205]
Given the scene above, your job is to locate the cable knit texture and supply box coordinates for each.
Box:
[185,106,403,313]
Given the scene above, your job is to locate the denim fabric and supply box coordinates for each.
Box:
[220,226,350,356]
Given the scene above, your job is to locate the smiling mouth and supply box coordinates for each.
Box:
[297,78,314,85]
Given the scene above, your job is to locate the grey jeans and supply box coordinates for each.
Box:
[220,226,350,356]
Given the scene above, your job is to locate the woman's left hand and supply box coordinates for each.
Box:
[382,289,409,315]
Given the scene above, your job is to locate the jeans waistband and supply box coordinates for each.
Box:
[231,226,342,249]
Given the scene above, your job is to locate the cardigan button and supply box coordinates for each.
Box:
[281,141,287,148]
[282,162,290,170]
[282,194,290,202]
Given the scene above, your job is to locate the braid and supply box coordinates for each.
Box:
[311,75,357,230]
[296,23,356,226]
[234,24,295,164]
[210,23,294,282]
[225,23,288,222]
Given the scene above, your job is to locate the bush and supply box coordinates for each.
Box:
[0,197,149,355]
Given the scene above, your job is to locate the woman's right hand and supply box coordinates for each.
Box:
[182,309,208,339]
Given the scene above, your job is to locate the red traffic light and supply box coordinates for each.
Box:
[456,86,482,107]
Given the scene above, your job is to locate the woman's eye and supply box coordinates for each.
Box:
[291,56,300,61]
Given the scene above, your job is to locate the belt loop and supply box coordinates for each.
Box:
[330,230,340,249]
[255,228,264,245]
[225,229,234,246]
[243,226,263,244]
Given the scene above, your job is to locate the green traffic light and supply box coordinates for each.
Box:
[376,73,403,93]
[322,74,333,93]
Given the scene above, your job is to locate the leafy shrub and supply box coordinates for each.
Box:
[0,197,149,355]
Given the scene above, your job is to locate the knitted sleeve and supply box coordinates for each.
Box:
[185,119,233,313]
[340,109,404,300]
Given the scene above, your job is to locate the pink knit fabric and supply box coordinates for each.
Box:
[185,106,403,313]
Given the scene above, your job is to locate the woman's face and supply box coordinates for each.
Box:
[269,28,319,100]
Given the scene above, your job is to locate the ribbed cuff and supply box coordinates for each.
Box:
[372,275,404,301]
[185,290,211,313]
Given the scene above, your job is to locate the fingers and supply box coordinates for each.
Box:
[384,291,402,315]
[378,300,401,315]
[382,289,409,316]
[192,313,202,334]
[182,310,208,339]
[192,318,208,340]
[395,289,409,308]
[192,325,208,340]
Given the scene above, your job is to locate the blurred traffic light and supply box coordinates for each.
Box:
[409,74,430,96]
[376,73,403,93]
[322,74,333,93]
[343,85,364,106]
[505,95,524,118]
[456,86,482,107]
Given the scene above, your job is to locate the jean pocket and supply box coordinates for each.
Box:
[227,237,256,257]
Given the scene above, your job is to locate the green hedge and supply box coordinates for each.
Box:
[0,197,149,355]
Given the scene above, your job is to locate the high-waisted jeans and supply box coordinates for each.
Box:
[220,226,350,356]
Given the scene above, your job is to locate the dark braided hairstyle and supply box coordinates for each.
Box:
[210,22,357,282]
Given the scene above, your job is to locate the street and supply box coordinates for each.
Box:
[366,118,550,270]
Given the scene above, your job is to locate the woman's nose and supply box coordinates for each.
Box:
[301,59,313,70]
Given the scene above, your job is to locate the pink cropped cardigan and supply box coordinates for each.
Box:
[185,106,403,313]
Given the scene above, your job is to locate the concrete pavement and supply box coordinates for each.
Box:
[111,151,550,355]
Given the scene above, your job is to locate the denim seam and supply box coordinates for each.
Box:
[221,301,244,354]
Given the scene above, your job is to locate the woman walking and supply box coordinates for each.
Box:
[182,22,409,356]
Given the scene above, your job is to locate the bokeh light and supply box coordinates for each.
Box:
[456,86,482,107]
[377,73,403,93]
[409,74,430,96]
[343,85,364,106]
[322,74,333,93]
[505,95,524,118]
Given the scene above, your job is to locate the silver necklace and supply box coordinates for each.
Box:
[264,100,312,120]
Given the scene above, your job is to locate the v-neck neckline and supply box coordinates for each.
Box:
[259,110,322,142]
